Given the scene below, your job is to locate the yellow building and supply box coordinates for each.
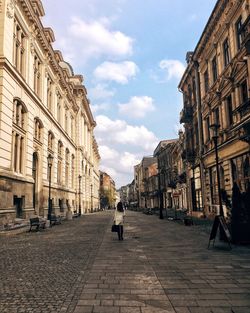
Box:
[0,0,100,225]
[179,0,250,218]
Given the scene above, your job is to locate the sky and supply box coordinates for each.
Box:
[41,0,217,188]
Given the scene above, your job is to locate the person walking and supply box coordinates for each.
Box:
[114,202,125,240]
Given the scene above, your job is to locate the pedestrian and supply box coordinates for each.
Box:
[114,201,125,240]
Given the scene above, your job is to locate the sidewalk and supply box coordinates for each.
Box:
[0,210,250,313]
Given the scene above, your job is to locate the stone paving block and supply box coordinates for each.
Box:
[77,300,100,306]
[73,306,93,313]
[114,299,145,306]
[100,299,114,306]
[93,306,120,313]
[174,308,191,313]
[229,299,250,306]
[120,307,141,313]
[79,293,97,300]
[170,299,198,307]
[141,306,175,313]
[196,299,231,307]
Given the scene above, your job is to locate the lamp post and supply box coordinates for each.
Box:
[158,168,164,219]
[210,123,223,217]
[47,154,54,224]
[90,184,93,213]
[78,175,82,216]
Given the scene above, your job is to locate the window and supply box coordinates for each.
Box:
[34,118,43,142]
[192,78,196,105]
[212,56,218,83]
[65,149,70,187]
[204,70,209,93]
[12,100,27,174]
[235,16,243,50]
[47,76,53,111]
[226,95,233,126]
[57,94,61,124]
[214,107,220,127]
[13,19,26,76]
[188,84,192,104]
[48,131,54,151]
[206,116,210,141]
[223,38,230,67]
[57,141,63,184]
[34,54,42,97]
[71,116,74,139]
[65,110,68,134]
[240,80,248,104]
[231,153,250,192]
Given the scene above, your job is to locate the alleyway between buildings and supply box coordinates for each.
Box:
[1,211,250,313]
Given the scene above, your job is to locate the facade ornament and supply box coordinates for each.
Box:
[0,1,2,13]
[6,0,17,19]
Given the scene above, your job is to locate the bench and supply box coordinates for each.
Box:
[29,217,46,232]
[50,215,62,226]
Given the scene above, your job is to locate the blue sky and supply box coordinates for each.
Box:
[42,0,217,187]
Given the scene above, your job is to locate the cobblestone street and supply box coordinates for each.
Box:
[1,210,250,313]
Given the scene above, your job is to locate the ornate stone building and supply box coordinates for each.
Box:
[0,0,100,225]
[99,171,116,209]
[179,0,250,217]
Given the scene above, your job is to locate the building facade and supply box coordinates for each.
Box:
[99,171,116,209]
[179,0,250,219]
[0,0,100,225]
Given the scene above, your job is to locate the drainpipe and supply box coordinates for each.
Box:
[194,60,206,216]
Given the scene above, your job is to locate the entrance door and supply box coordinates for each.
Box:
[14,196,23,218]
[32,152,38,212]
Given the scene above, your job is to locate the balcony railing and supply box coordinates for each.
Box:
[180,107,193,124]
[233,98,250,119]
[181,149,196,162]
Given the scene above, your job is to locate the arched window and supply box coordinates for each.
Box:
[34,54,42,97]
[65,148,70,186]
[65,109,68,134]
[12,99,27,174]
[47,75,53,111]
[57,93,61,124]
[34,118,43,142]
[48,131,54,151]
[13,19,26,76]
[57,141,63,184]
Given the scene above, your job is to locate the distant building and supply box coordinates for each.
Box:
[99,172,116,209]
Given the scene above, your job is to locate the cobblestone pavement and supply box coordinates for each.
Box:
[1,211,250,313]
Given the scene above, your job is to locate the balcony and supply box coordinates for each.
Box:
[180,107,193,124]
[233,98,250,119]
[181,149,196,162]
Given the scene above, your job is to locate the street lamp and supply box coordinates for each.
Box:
[47,154,54,224]
[90,184,93,213]
[78,175,82,215]
[210,123,223,217]
[158,167,164,219]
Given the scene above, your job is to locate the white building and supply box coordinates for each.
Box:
[0,0,100,225]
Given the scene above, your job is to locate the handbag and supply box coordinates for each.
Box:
[111,224,118,232]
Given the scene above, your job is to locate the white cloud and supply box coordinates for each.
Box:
[95,115,158,152]
[89,84,115,100]
[118,96,155,118]
[99,145,119,160]
[120,152,140,171]
[90,103,111,113]
[94,61,139,84]
[159,59,185,81]
[69,17,134,60]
